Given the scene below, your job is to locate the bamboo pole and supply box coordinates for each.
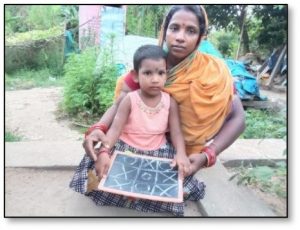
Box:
[268,44,287,87]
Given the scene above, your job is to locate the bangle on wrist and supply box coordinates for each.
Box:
[202,146,216,167]
[85,123,108,138]
[97,147,110,156]
[209,142,218,154]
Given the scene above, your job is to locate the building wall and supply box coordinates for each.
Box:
[79,5,126,50]
[78,5,101,49]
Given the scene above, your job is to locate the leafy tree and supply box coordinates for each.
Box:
[25,5,63,30]
[126,5,169,38]
[252,5,287,51]
[205,5,250,56]
[61,5,79,29]
[5,5,30,34]
[5,5,73,34]
[204,5,287,57]
[211,30,239,58]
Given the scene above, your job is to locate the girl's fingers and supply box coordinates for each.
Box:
[178,164,184,180]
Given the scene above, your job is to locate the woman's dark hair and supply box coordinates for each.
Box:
[133,45,167,72]
[162,5,208,44]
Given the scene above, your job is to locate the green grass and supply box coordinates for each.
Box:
[5,131,23,142]
[5,68,64,90]
[229,161,287,198]
[232,108,287,200]
[241,108,286,139]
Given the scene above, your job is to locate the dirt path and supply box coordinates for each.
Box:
[5,87,82,141]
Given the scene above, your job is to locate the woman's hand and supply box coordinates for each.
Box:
[171,153,191,179]
[94,152,111,179]
[82,129,109,161]
[188,153,208,176]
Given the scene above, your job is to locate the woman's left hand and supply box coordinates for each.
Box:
[188,153,207,176]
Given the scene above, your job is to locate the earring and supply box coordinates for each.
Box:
[163,41,169,53]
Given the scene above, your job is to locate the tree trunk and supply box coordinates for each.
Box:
[236,5,248,59]
[242,25,250,53]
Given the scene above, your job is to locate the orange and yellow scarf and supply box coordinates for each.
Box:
[164,50,233,155]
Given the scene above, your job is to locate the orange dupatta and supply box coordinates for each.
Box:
[163,50,233,155]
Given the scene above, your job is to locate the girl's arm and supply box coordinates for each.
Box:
[168,97,190,177]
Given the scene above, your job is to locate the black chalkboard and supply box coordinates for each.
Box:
[98,151,183,203]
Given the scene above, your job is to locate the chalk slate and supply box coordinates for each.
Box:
[98,151,183,203]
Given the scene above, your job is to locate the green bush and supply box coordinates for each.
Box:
[5,26,64,75]
[5,131,22,142]
[241,108,286,139]
[63,47,118,119]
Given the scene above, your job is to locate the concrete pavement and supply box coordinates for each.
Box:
[5,139,286,217]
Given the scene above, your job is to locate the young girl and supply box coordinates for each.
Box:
[70,45,205,216]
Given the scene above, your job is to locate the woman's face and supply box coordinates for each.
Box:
[165,10,200,61]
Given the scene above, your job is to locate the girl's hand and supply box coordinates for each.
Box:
[171,154,191,179]
[94,151,111,179]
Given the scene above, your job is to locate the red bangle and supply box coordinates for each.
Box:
[202,146,216,167]
[84,123,108,138]
[98,147,110,156]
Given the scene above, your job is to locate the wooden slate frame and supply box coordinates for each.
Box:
[98,151,183,203]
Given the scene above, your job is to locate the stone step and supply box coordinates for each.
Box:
[219,139,286,167]
[5,141,84,168]
[5,139,286,168]
[5,139,286,216]
[195,161,277,216]
[5,167,200,217]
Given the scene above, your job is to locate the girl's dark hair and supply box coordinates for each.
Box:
[161,5,208,45]
[133,45,167,72]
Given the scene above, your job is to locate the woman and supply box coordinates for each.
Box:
[83,5,245,180]
[75,5,245,216]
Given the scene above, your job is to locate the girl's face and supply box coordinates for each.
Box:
[137,58,167,97]
[165,10,200,61]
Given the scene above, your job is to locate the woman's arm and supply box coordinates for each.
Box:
[168,97,190,177]
[83,78,132,161]
[95,95,131,179]
[105,95,131,149]
[189,95,246,174]
[210,95,246,155]
[98,78,133,126]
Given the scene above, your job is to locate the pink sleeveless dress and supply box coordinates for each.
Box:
[119,91,170,151]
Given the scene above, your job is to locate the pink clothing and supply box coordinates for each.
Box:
[119,91,170,150]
